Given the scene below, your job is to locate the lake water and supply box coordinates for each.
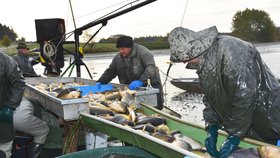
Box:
[33,42,280,126]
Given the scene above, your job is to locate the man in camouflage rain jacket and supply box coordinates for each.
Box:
[97,35,163,110]
[0,52,25,157]
[168,26,280,158]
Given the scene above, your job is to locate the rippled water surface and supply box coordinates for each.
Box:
[34,42,280,126]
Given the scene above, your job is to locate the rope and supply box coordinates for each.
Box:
[158,63,175,107]
[42,41,60,75]
[180,0,189,26]
[43,41,57,59]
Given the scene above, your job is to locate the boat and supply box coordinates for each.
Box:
[170,78,202,93]
[56,146,159,158]
[80,102,272,158]
[171,78,280,93]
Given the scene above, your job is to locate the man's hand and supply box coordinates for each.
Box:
[95,82,102,89]
[205,124,219,157]
[219,135,240,158]
[0,105,14,124]
[129,80,143,90]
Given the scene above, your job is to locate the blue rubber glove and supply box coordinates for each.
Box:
[0,105,14,124]
[128,80,143,90]
[205,124,219,157]
[219,135,240,158]
[95,82,102,89]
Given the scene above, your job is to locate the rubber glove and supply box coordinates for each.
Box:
[219,135,240,158]
[95,82,102,89]
[0,105,14,124]
[128,80,143,90]
[205,124,219,157]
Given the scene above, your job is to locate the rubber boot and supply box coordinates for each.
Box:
[27,142,44,158]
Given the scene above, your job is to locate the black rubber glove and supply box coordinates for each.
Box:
[219,135,240,158]
[205,124,219,157]
[0,105,14,124]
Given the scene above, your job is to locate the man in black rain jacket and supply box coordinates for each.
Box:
[0,52,25,157]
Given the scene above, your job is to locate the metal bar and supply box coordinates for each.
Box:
[79,0,157,31]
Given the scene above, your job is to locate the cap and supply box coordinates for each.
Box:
[116,35,133,48]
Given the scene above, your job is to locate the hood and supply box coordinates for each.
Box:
[168,26,218,62]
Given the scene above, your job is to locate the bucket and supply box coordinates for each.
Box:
[86,132,108,150]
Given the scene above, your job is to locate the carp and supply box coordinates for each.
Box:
[227,148,259,158]
[257,146,280,158]
[152,132,175,143]
[89,105,115,116]
[108,101,128,113]
[136,116,167,126]
[105,91,122,100]
[173,133,203,150]
[172,138,192,151]
[57,88,82,99]
[114,114,135,126]
[127,107,136,122]
[133,124,156,133]
[156,124,171,134]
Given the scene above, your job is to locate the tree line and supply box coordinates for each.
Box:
[99,8,280,43]
[1,8,280,46]
[0,24,17,41]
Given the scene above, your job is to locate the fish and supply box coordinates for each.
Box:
[133,124,156,133]
[62,90,82,99]
[35,83,48,91]
[156,124,171,134]
[170,130,182,136]
[127,107,136,122]
[97,114,115,122]
[100,100,111,107]
[227,148,259,158]
[136,116,167,126]
[257,146,280,158]
[57,88,81,98]
[105,91,122,100]
[173,133,203,150]
[120,90,135,105]
[152,132,175,143]
[114,114,134,126]
[89,105,115,116]
[108,101,128,113]
[172,138,192,151]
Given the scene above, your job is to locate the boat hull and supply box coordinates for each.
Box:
[170,78,202,93]
[80,103,272,158]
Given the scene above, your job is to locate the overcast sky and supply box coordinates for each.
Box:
[1,0,280,42]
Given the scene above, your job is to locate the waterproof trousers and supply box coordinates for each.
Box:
[14,97,49,144]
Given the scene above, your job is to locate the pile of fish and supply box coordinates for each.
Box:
[34,82,82,99]
[85,88,211,157]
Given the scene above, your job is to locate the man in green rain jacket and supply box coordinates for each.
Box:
[168,26,280,158]
[0,52,25,157]
[96,35,163,110]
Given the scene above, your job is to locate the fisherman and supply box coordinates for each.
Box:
[0,52,25,158]
[13,43,50,158]
[168,26,280,158]
[13,42,40,77]
[95,35,164,110]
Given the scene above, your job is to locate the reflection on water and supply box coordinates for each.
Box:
[33,43,280,126]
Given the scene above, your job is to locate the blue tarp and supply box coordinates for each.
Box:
[72,84,113,96]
